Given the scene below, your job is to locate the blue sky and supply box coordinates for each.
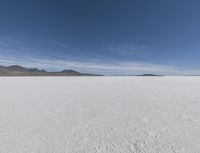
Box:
[0,0,200,75]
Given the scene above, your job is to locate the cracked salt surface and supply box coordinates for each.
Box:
[0,76,200,152]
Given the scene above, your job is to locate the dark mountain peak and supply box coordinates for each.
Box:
[6,65,47,73]
[40,69,47,73]
[7,65,27,71]
[61,69,76,73]
[8,65,24,68]
[61,69,80,73]
[130,74,164,76]
[140,74,163,76]
[60,69,80,76]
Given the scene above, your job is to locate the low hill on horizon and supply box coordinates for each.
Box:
[0,65,101,76]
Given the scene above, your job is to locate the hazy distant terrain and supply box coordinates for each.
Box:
[0,65,100,76]
[0,77,200,152]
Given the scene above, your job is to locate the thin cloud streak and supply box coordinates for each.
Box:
[0,37,96,61]
[108,44,149,57]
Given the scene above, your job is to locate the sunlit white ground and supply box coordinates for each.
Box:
[0,77,200,153]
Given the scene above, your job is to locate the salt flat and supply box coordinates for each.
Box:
[0,77,200,153]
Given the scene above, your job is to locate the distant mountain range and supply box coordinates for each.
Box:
[0,65,166,76]
[0,65,101,76]
[129,74,163,76]
[136,74,164,76]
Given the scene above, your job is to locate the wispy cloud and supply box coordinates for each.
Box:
[108,44,149,57]
[0,37,85,60]
[0,37,39,58]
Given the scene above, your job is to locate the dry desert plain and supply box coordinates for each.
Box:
[0,76,200,152]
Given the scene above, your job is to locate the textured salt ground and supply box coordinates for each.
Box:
[0,77,200,153]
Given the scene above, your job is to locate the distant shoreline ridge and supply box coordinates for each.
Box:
[0,65,101,76]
